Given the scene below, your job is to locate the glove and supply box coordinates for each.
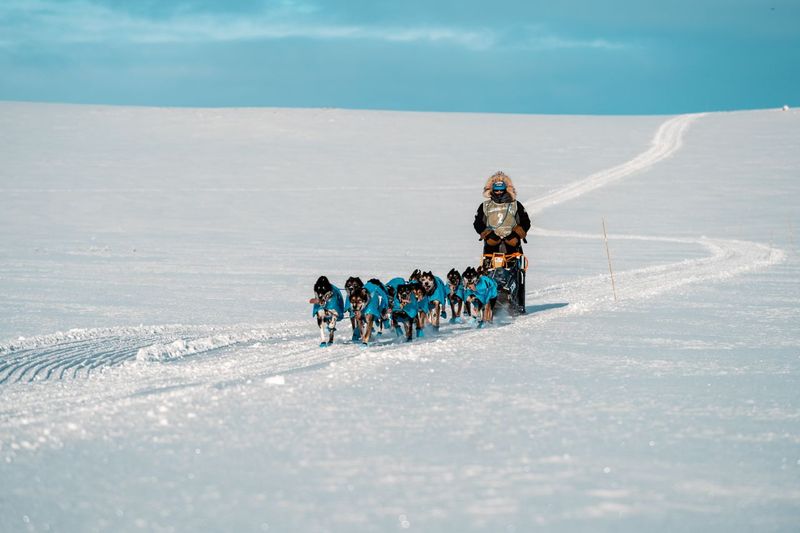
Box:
[485,232,502,246]
[512,225,527,239]
[505,235,519,247]
[479,229,492,241]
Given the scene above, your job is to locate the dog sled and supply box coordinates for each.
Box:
[482,252,527,315]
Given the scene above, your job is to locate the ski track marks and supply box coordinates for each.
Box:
[0,113,786,392]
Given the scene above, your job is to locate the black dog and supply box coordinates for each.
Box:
[345,276,391,342]
[446,268,467,323]
[344,276,364,296]
[392,283,417,341]
[311,275,340,346]
[344,276,365,341]
[367,278,392,330]
[419,270,446,329]
[407,269,429,331]
[348,286,380,344]
[462,266,496,325]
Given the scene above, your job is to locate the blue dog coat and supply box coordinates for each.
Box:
[449,283,466,302]
[427,275,448,308]
[465,276,498,307]
[393,292,418,320]
[385,277,406,294]
[362,281,389,318]
[312,285,345,317]
[345,281,391,318]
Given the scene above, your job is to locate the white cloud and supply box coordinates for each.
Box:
[0,0,494,49]
[532,36,629,51]
[0,0,626,53]
[514,24,631,51]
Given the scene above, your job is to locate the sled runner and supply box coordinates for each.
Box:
[481,252,527,315]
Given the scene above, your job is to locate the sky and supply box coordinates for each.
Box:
[0,0,798,114]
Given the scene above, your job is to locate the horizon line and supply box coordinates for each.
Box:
[1,98,793,118]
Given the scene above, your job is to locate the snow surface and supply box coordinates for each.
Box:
[1,102,798,532]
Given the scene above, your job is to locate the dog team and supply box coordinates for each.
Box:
[309,267,499,347]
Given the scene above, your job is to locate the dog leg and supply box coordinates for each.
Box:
[326,311,339,345]
[468,298,481,320]
[377,310,386,335]
[363,315,374,344]
[392,314,403,338]
[466,297,483,327]
[316,309,328,346]
[416,311,426,338]
[429,301,441,330]
[483,302,493,324]
[350,317,361,342]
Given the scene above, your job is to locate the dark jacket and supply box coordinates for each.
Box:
[473,194,531,255]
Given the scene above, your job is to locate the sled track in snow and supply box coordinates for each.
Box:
[522,113,784,313]
[0,333,160,385]
[525,113,699,215]
[527,231,782,310]
[0,113,786,389]
[0,324,313,386]
[0,326,207,385]
[0,317,489,389]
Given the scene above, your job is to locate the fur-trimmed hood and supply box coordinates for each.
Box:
[482,171,517,200]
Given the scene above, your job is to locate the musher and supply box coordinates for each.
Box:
[473,171,531,256]
[473,171,531,314]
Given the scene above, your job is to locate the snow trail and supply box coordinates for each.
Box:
[522,112,784,314]
[525,113,701,214]
[528,230,783,307]
[0,324,309,385]
[0,113,786,387]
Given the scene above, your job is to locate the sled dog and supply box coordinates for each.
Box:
[391,283,418,341]
[446,268,467,322]
[419,270,448,329]
[310,275,344,346]
[461,266,498,326]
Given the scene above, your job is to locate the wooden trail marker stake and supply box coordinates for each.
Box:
[602,217,618,302]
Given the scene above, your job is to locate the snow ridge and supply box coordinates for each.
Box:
[133,327,303,362]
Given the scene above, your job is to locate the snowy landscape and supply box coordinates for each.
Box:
[1,102,798,531]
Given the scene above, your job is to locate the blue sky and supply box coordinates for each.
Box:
[0,0,797,114]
